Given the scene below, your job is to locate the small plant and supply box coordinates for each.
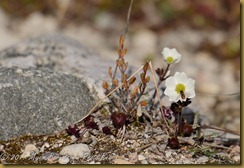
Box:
[66,11,198,149]
[98,33,197,147]
[65,124,80,138]
[65,0,239,152]
[151,48,196,148]
[101,36,151,137]
[65,115,99,138]
[83,115,99,130]
[157,48,196,148]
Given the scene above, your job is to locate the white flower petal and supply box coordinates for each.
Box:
[187,90,195,98]
[175,72,188,84]
[174,72,180,77]
[168,92,179,102]
[185,88,194,94]
[165,76,176,88]
[171,49,181,61]
[174,54,181,63]
[163,47,170,55]
[171,49,179,56]
[164,88,174,96]
[185,78,195,89]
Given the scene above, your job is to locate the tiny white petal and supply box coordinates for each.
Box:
[175,55,181,63]
[171,49,179,56]
[175,72,188,84]
[169,92,179,102]
[187,90,196,98]
[185,78,195,89]
[163,47,171,55]
[162,48,170,58]
[165,77,176,88]
[164,88,173,96]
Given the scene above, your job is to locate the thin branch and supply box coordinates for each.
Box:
[124,0,134,40]
[137,139,166,153]
[201,125,240,136]
[148,61,172,135]
[152,64,170,100]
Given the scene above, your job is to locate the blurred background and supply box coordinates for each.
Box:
[0,0,240,132]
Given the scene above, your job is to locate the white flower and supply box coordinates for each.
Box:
[164,72,195,102]
[161,47,181,64]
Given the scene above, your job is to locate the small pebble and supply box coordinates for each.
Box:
[53,144,59,148]
[144,134,149,139]
[197,156,209,163]
[230,145,240,155]
[81,137,93,144]
[138,154,146,161]
[44,142,50,148]
[91,135,98,145]
[113,158,133,164]
[58,156,70,164]
[129,152,138,163]
[141,160,148,164]
[20,144,38,159]
[89,161,95,164]
[57,140,63,144]
[158,144,167,152]
[148,159,158,164]
[233,155,240,162]
[0,145,4,152]
[70,135,77,143]
[42,152,59,164]
[165,151,172,158]
[16,68,23,73]
[60,143,91,159]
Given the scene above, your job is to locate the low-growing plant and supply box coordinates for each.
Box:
[66,0,240,151]
[100,35,197,147]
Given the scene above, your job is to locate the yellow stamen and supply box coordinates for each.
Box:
[166,56,174,63]
[175,83,185,94]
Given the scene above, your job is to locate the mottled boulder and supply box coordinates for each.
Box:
[0,34,113,83]
[0,34,119,140]
[0,67,97,140]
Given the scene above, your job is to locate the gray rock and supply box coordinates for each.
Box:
[0,34,113,80]
[0,67,96,140]
[0,34,121,98]
[0,34,137,141]
[0,34,122,140]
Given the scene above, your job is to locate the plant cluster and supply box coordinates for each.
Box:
[66,115,99,138]
[101,36,151,132]
[66,35,199,149]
